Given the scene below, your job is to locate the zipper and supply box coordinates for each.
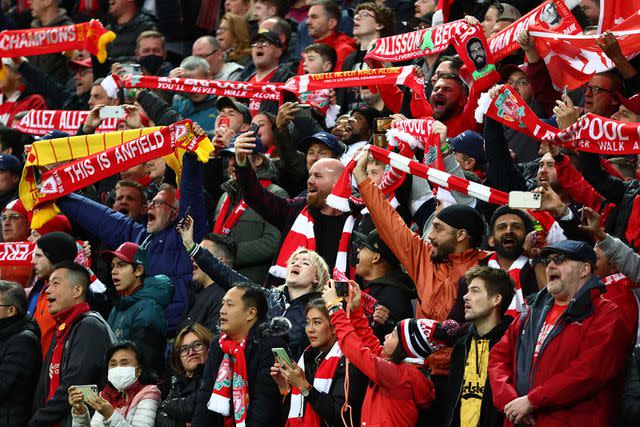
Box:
[447,341,470,427]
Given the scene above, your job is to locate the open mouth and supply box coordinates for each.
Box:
[290,267,301,276]
[502,235,515,248]
[147,213,156,222]
[548,272,561,282]
[118,207,129,215]
[255,50,265,57]
[432,98,446,111]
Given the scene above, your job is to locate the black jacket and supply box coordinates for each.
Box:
[444,319,511,427]
[156,365,205,427]
[364,269,417,341]
[18,60,90,110]
[178,282,225,333]
[282,347,368,427]
[30,311,115,427]
[0,314,41,427]
[191,322,286,426]
[106,11,157,63]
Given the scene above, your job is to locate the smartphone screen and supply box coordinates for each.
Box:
[334,281,349,297]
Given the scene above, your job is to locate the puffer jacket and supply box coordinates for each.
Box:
[0,314,41,427]
[215,161,286,283]
[155,366,204,427]
[108,275,174,371]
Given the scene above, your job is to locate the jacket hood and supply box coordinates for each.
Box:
[0,313,41,340]
[367,269,417,299]
[120,274,175,308]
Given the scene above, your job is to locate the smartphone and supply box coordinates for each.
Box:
[99,105,126,120]
[563,85,568,97]
[75,384,98,401]
[334,281,349,297]
[249,122,260,136]
[121,63,141,76]
[272,347,294,367]
[218,116,230,128]
[178,206,191,228]
[508,192,541,209]
[297,103,312,109]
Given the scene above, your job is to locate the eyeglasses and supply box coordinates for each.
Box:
[197,49,219,59]
[147,200,177,210]
[582,84,613,96]
[540,254,568,266]
[508,78,529,88]
[178,340,206,357]
[353,11,376,21]
[251,41,274,48]
[74,68,92,77]
[216,27,229,33]
[1,214,24,222]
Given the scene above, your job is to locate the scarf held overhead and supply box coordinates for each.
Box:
[364,1,579,64]
[115,74,283,101]
[476,84,640,154]
[0,19,115,63]
[35,121,210,206]
[282,67,427,103]
[14,110,118,136]
[530,10,640,90]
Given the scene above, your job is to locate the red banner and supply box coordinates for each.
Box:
[453,22,497,82]
[35,120,206,205]
[0,20,115,63]
[480,85,640,154]
[488,0,579,61]
[116,74,283,101]
[597,0,640,32]
[530,11,640,90]
[0,242,35,266]
[14,110,118,136]
[282,66,427,102]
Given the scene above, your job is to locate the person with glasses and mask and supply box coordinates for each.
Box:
[156,324,213,427]
[489,240,633,427]
[103,242,174,374]
[192,36,244,82]
[68,341,161,427]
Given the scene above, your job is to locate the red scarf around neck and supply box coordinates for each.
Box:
[214,180,272,235]
[208,334,249,426]
[48,302,90,399]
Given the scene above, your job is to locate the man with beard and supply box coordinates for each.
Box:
[234,132,350,287]
[353,148,491,425]
[466,38,493,80]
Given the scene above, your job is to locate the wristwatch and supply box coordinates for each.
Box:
[301,387,311,397]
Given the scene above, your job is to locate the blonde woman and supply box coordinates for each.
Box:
[217,13,252,66]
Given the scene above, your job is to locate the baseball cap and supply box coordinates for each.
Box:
[69,57,92,70]
[540,240,597,265]
[38,130,70,141]
[216,97,252,124]
[450,131,486,165]
[252,29,283,48]
[353,229,400,266]
[0,154,22,174]
[614,93,640,115]
[500,63,528,82]
[102,242,149,270]
[220,134,266,156]
[300,131,347,157]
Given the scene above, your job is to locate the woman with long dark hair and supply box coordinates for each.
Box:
[68,341,161,426]
[271,298,367,426]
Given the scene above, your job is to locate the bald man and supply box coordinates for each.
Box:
[233,132,350,286]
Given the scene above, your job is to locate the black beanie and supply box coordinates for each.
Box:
[36,231,78,265]
[435,204,485,247]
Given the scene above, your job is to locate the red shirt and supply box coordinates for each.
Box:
[248,69,277,116]
[532,303,566,366]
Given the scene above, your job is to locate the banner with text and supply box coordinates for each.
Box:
[15,110,118,136]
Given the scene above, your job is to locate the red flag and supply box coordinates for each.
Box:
[597,0,640,32]
[530,11,640,90]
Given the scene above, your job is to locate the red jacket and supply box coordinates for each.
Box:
[297,32,356,73]
[489,278,632,427]
[331,307,435,427]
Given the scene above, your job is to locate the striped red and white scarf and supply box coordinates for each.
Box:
[286,342,343,427]
[487,254,529,318]
[269,207,355,279]
[214,180,272,235]
[207,335,248,426]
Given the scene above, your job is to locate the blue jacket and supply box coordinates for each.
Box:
[58,152,209,333]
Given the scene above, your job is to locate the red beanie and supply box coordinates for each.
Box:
[35,214,72,236]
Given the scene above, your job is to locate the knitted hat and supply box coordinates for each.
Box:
[435,204,485,247]
[396,318,459,359]
[35,214,72,236]
[36,231,78,265]
[326,159,356,212]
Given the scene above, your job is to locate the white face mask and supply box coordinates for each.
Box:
[108,366,138,390]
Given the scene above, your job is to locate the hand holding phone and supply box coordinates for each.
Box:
[178,206,191,229]
[75,385,98,401]
[99,106,126,120]
[272,347,294,367]
[249,122,260,136]
[334,281,349,297]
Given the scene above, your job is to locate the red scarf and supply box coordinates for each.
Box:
[477,84,640,155]
[207,335,249,426]
[626,196,640,251]
[115,74,282,102]
[452,22,498,83]
[286,342,342,427]
[0,20,115,63]
[0,242,35,266]
[214,179,272,235]
[76,0,102,17]
[487,254,529,318]
[268,207,355,279]
[48,302,90,399]
[14,110,118,136]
